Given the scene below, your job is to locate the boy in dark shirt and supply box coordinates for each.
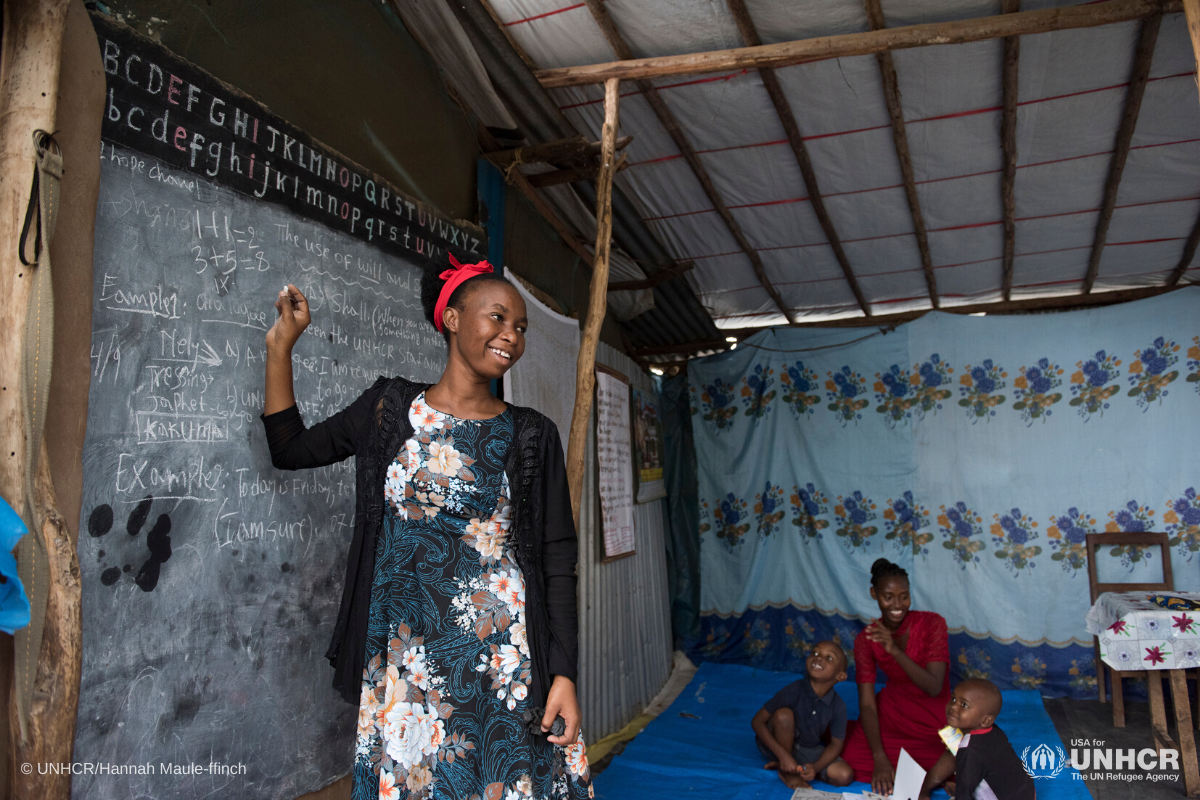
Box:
[920,679,1036,800]
[751,640,854,789]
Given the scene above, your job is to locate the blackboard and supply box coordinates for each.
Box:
[73,15,483,800]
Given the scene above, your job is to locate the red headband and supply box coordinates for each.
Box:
[434,254,494,333]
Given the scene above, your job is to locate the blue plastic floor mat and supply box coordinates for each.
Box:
[593,662,1089,800]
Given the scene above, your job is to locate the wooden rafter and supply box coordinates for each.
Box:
[609,261,694,291]
[1001,0,1020,301]
[536,0,1179,88]
[1169,211,1200,284]
[478,0,539,70]
[864,0,940,308]
[525,158,629,188]
[580,0,797,324]
[725,0,872,317]
[1082,12,1162,294]
[1182,1,1200,282]
[476,124,598,269]
[486,134,633,170]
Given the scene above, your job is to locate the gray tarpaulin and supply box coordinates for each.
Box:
[659,373,700,647]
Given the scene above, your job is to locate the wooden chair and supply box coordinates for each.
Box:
[1085,532,1199,728]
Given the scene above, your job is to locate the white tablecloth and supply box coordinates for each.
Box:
[1086,591,1200,671]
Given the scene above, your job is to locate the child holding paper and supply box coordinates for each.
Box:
[751,641,855,789]
[919,679,1036,800]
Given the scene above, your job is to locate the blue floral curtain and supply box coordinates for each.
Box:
[687,289,1200,697]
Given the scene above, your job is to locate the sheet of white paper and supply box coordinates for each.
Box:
[787,788,842,800]
[891,748,927,800]
[843,792,887,800]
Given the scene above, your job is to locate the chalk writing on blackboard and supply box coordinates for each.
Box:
[73,13,479,800]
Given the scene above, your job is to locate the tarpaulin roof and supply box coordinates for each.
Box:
[410,0,1200,355]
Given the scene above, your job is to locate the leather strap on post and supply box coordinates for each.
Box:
[14,129,61,743]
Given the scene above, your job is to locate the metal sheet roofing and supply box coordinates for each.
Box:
[421,0,1199,354]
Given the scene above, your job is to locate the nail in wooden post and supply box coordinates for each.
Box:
[566,77,620,527]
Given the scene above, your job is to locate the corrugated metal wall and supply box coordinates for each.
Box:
[578,342,674,742]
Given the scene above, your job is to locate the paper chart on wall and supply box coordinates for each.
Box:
[596,366,635,560]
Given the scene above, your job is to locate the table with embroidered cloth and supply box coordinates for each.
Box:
[1086,591,1200,797]
[1087,591,1200,671]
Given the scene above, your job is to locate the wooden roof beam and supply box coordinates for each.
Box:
[1001,0,1020,301]
[1082,12,1161,294]
[864,0,939,308]
[525,157,629,188]
[1168,210,1200,284]
[1180,0,1200,283]
[580,0,797,324]
[608,261,694,291]
[486,134,633,169]
[726,0,872,317]
[475,123,597,269]
[536,0,1178,88]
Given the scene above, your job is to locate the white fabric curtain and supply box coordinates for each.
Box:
[503,268,580,454]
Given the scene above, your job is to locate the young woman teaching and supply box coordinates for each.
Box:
[261,257,592,800]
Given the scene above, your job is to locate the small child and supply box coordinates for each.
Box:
[920,679,1036,800]
[751,640,854,789]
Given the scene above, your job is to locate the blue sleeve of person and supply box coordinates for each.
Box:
[0,497,31,635]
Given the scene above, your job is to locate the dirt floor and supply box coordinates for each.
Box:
[1045,695,1193,800]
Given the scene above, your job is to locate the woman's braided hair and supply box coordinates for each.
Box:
[870,558,909,589]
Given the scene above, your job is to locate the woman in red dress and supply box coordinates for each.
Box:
[841,559,951,794]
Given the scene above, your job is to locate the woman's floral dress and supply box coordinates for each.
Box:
[352,393,592,800]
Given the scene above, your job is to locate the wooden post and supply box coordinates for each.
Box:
[566,78,620,527]
[0,1,77,798]
[1169,669,1200,796]
[1186,0,1200,108]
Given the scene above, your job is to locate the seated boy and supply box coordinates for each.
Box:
[920,679,1036,800]
[751,640,854,789]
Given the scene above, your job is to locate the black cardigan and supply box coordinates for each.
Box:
[261,375,579,707]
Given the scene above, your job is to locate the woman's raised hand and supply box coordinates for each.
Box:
[864,619,898,655]
[266,284,311,352]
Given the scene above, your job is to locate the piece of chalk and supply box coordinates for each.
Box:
[283,285,289,293]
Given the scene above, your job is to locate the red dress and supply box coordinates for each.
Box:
[841,610,952,780]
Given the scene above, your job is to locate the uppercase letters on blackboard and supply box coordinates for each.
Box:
[93,14,484,267]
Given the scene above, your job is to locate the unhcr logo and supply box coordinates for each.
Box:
[1017,739,1184,784]
[1020,744,1067,779]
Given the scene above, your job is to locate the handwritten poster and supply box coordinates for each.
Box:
[596,366,635,560]
[631,386,667,503]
